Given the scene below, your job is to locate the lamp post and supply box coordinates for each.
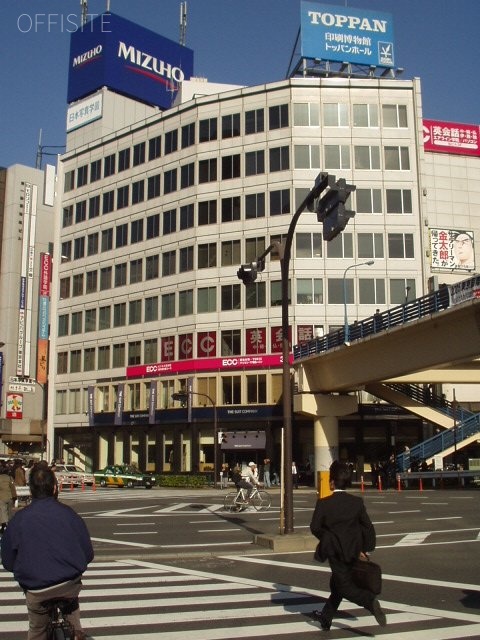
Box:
[172,390,218,488]
[342,260,375,343]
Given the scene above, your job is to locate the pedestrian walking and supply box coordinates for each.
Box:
[263,458,271,488]
[292,461,299,489]
[0,462,17,534]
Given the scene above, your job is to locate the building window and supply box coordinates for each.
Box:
[62,205,73,228]
[246,374,267,404]
[104,153,115,177]
[245,237,265,263]
[129,300,142,325]
[90,159,102,182]
[297,278,323,304]
[269,104,289,130]
[221,330,241,355]
[197,287,216,313]
[221,240,241,266]
[100,267,112,290]
[70,350,81,373]
[222,375,241,404]
[85,269,97,293]
[164,168,177,194]
[180,203,194,229]
[326,233,353,258]
[181,122,195,148]
[98,345,110,369]
[132,179,145,204]
[72,274,84,297]
[294,145,320,169]
[388,233,414,258]
[359,278,386,304]
[221,284,241,311]
[269,146,289,172]
[147,174,161,199]
[73,237,85,260]
[58,314,69,337]
[116,224,128,248]
[161,293,175,319]
[117,185,129,209]
[77,165,88,187]
[323,103,349,126]
[64,171,74,192]
[245,150,265,176]
[162,250,176,276]
[198,200,217,226]
[180,162,195,189]
[57,353,68,375]
[245,281,266,308]
[146,213,160,239]
[84,348,96,372]
[130,258,143,284]
[130,219,144,244]
[178,289,193,316]
[163,208,176,235]
[245,193,265,219]
[356,188,382,214]
[293,102,320,126]
[327,278,349,304]
[112,343,125,368]
[75,200,86,223]
[144,338,158,364]
[113,302,126,327]
[148,135,161,160]
[99,305,111,329]
[324,145,350,169]
[382,104,408,128]
[270,280,291,306]
[198,158,217,183]
[102,190,114,214]
[179,246,194,272]
[198,243,217,269]
[71,311,82,335]
[101,228,113,252]
[353,103,379,127]
[89,195,100,219]
[221,154,241,180]
[56,389,67,413]
[145,254,159,280]
[270,189,290,215]
[384,146,410,170]
[358,233,384,259]
[245,108,264,134]
[61,241,71,261]
[133,141,145,166]
[386,189,412,214]
[199,117,217,142]
[222,113,241,139]
[390,278,415,304]
[221,196,241,222]
[145,296,158,322]
[115,262,127,287]
[354,145,381,170]
[296,232,322,258]
[118,148,130,172]
[164,129,178,155]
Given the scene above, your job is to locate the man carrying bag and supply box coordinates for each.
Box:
[310,461,386,631]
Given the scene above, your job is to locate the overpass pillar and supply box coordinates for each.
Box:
[314,414,339,475]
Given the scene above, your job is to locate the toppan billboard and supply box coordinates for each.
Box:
[301,1,394,68]
[67,13,194,110]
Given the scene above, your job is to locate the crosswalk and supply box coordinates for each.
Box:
[1,559,480,639]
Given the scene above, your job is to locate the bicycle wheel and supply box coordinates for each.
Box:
[251,490,271,511]
[224,492,240,511]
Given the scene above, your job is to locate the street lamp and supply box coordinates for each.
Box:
[172,390,218,488]
[343,261,375,343]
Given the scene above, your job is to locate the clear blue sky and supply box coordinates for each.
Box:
[0,0,478,168]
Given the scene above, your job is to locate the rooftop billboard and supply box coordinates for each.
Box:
[67,13,194,110]
[300,1,394,68]
[423,119,480,157]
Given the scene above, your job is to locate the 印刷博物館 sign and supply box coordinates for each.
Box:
[300,1,394,68]
[67,13,194,110]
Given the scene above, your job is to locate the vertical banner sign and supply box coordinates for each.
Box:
[6,393,23,419]
[0,352,3,409]
[37,253,51,384]
[114,383,124,425]
[149,380,157,424]
[87,385,95,426]
[187,377,193,423]
[25,184,38,376]
[246,328,266,354]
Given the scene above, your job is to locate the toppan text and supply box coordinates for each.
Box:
[307,11,387,33]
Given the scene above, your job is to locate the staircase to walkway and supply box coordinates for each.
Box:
[367,383,480,471]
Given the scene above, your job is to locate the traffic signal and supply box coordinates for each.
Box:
[315,178,356,241]
[237,259,265,285]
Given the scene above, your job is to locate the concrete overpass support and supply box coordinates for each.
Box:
[294,392,358,483]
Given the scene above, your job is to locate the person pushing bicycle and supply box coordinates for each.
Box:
[231,462,259,500]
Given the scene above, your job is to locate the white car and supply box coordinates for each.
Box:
[54,464,95,488]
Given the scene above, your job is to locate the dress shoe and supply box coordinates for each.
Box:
[313,609,331,631]
[371,598,387,626]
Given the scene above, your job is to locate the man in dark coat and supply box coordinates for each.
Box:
[310,461,386,631]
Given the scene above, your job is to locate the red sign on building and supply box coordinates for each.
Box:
[423,119,480,157]
[161,336,175,361]
[178,334,193,360]
[271,325,292,353]
[245,327,266,354]
[197,332,216,358]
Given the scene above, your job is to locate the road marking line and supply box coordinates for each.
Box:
[91,536,155,548]
[388,510,421,513]
[395,532,430,546]
[426,516,462,521]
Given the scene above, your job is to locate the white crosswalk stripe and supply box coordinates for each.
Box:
[1,559,479,638]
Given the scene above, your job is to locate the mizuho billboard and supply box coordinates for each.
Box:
[67,12,194,110]
[300,1,395,68]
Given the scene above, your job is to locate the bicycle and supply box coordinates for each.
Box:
[224,485,271,512]
[41,597,78,640]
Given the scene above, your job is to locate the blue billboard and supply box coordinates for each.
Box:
[67,13,194,110]
[301,2,394,68]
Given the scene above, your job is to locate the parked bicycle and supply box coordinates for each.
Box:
[42,597,77,640]
[224,485,271,512]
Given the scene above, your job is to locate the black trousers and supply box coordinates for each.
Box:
[321,556,375,624]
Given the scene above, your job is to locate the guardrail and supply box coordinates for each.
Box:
[397,470,480,488]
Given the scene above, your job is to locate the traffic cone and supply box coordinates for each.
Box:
[360,475,365,492]
[397,475,402,491]
[70,481,74,491]
[378,475,383,492]
[59,481,63,492]
[92,481,96,492]
[81,480,85,491]
[419,477,423,492]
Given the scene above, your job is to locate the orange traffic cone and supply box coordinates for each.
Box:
[92,481,96,491]
[70,481,74,491]
[59,480,63,492]
[81,480,85,491]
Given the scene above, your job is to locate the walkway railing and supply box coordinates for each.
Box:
[386,383,474,424]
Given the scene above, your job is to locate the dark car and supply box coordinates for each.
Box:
[93,464,156,489]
